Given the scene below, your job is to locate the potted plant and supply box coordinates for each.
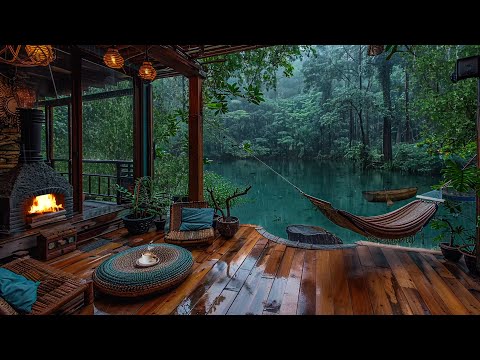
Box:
[152,193,171,232]
[458,243,478,275]
[431,159,480,262]
[115,176,157,235]
[206,185,252,238]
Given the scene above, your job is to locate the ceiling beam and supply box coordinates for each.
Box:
[132,45,206,78]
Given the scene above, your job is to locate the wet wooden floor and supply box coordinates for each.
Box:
[48,224,480,315]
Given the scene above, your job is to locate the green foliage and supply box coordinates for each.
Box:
[430,201,469,247]
[390,143,442,174]
[440,159,480,193]
[114,176,165,219]
[204,46,312,114]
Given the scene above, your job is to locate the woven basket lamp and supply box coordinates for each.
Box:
[367,45,385,56]
[103,46,124,69]
[0,45,55,67]
[138,61,157,81]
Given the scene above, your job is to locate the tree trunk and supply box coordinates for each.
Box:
[378,57,393,162]
[349,107,354,148]
[404,67,413,143]
[365,108,369,146]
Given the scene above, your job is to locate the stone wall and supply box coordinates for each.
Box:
[0,77,20,171]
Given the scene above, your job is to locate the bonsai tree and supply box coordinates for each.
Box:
[204,171,247,217]
[207,185,252,222]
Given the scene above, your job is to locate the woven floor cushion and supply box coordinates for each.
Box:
[165,228,215,246]
[92,244,194,298]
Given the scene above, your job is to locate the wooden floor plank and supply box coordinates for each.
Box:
[297,250,316,315]
[382,248,416,288]
[226,241,271,315]
[190,234,265,315]
[439,258,480,302]
[263,247,295,314]
[279,249,305,315]
[41,225,480,316]
[263,244,287,279]
[329,249,353,315]
[343,248,373,315]
[396,251,449,315]
[368,246,390,268]
[172,235,247,315]
[357,246,375,267]
[315,250,334,315]
[421,253,480,314]
[408,252,468,315]
[206,289,238,315]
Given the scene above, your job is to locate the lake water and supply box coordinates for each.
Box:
[208,159,476,250]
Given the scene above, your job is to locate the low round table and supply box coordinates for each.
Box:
[93,243,194,297]
[286,225,343,245]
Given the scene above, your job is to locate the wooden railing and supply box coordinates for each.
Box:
[50,159,134,204]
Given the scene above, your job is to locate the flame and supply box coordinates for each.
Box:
[28,194,63,215]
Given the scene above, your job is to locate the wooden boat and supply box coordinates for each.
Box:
[362,187,418,202]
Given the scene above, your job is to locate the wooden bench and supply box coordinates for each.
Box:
[0,257,93,315]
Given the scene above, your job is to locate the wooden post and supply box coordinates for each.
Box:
[146,83,154,178]
[45,105,54,165]
[476,78,480,272]
[71,47,83,214]
[133,78,154,179]
[188,76,204,201]
[133,76,143,180]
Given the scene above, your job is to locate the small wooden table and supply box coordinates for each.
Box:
[286,225,343,245]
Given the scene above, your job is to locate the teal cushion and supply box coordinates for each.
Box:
[0,268,40,313]
[179,208,214,231]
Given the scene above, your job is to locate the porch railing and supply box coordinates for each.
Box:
[51,159,134,204]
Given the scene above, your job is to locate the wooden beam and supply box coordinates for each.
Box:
[132,45,205,78]
[133,76,143,180]
[476,79,480,272]
[71,47,83,213]
[188,76,204,201]
[146,83,154,178]
[37,88,133,107]
[45,105,54,163]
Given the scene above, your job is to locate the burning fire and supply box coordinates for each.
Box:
[28,194,63,215]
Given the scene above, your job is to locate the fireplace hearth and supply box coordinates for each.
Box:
[0,108,73,234]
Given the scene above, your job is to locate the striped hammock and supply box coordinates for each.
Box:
[303,193,438,240]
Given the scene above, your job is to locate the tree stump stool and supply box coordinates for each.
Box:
[286,225,343,245]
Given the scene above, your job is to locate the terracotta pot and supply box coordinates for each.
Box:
[216,216,239,238]
[439,243,462,262]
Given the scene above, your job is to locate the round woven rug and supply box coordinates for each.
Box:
[93,243,194,297]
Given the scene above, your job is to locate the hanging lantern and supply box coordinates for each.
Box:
[14,84,36,109]
[24,45,55,65]
[138,61,157,81]
[367,45,385,56]
[103,46,124,69]
[0,45,55,67]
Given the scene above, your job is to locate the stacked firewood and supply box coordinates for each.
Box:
[0,128,20,170]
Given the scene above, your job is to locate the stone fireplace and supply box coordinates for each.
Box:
[0,108,73,234]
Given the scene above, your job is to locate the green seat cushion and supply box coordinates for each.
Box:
[179,208,214,231]
[0,268,40,313]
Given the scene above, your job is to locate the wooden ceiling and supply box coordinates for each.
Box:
[92,45,265,79]
[0,45,264,98]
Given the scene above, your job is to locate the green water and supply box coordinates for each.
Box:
[208,159,476,250]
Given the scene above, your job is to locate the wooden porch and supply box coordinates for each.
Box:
[47,224,480,315]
